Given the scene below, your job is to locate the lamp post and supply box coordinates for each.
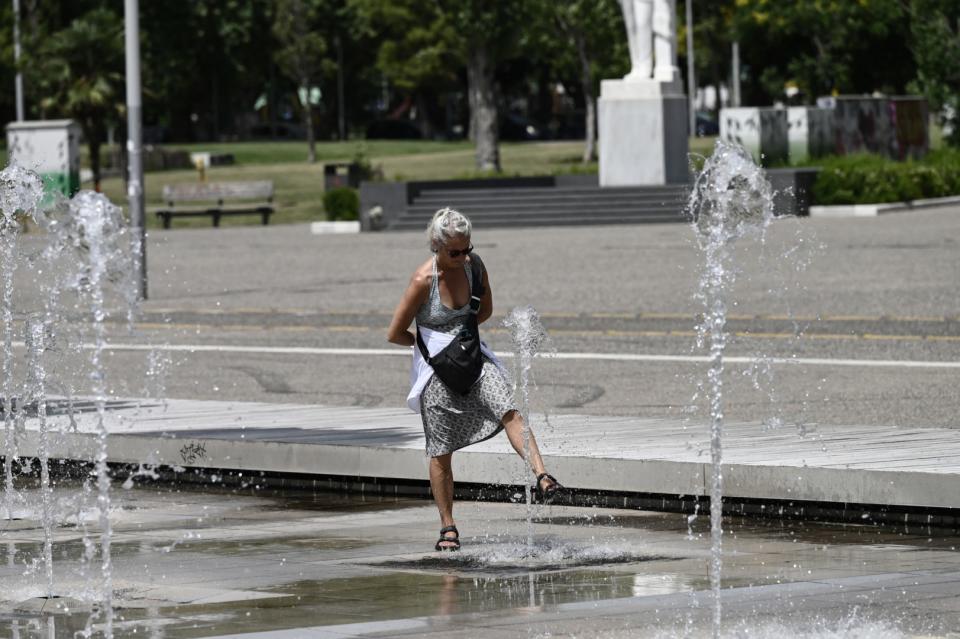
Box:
[685,0,695,135]
[731,41,741,107]
[12,0,24,121]
[124,0,147,299]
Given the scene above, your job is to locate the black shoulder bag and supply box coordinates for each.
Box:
[416,255,486,395]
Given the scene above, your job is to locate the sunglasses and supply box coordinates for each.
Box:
[446,245,474,258]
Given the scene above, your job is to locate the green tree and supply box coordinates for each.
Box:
[139,0,274,141]
[437,0,536,172]
[273,0,332,162]
[680,0,734,117]
[732,0,912,104]
[547,0,625,162]
[910,0,960,146]
[30,7,124,191]
[350,0,458,138]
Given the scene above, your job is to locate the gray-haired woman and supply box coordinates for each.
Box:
[387,208,563,552]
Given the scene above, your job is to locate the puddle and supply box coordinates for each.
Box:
[536,513,960,550]
[375,536,677,575]
[154,535,372,555]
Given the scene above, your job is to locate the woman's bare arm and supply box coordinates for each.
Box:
[387,269,430,347]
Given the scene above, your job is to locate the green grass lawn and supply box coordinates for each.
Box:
[164,139,475,165]
[93,137,714,229]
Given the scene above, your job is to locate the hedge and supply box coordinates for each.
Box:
[322,187,359,221]
[812,149,960,205]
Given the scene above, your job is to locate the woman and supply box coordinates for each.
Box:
[387,207,563,552]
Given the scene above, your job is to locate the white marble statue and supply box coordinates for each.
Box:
[618,0,680,83]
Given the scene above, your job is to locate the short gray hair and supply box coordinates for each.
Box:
[426,207,472,252]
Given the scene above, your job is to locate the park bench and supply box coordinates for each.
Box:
[153,181,275,229]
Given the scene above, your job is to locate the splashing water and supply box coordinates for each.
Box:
[0,167,144,636]
[60,190,140,638]
[503,306,549,550]
[1,166,44,522]
[25,317,55,598]
[688,140,776,638]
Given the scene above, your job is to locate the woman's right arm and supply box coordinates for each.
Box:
[387,270,429,347]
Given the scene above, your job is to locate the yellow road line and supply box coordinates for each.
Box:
[758,314,820,322]
[141,308,956,323]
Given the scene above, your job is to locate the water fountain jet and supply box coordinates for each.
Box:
[687,140,775,638]
[1,166,44,523]
[504,305,550,551]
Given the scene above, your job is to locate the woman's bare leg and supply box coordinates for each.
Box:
[429,454,459,548]
[501,410,556,490]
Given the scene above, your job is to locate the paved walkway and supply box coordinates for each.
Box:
[21,398,960,511]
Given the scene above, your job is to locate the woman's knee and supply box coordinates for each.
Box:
[431,453,453,470]
[502,409,522,427]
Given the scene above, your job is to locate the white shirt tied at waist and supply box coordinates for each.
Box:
[407,325,508,414]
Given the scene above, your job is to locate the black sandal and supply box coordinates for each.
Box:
[535,473,564,504]
[435,525,461,552]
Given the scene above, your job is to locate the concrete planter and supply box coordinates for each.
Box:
[720,107,789,166]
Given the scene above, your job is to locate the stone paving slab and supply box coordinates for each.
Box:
[17,398,960,510]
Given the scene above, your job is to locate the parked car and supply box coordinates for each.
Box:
[365,119,423,140]
[500,112,542,141]
[695,111,719,137]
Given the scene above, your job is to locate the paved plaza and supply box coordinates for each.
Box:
[3,208,960,637]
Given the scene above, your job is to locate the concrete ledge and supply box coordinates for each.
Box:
[809,194,960,218]
[12,399,960,523]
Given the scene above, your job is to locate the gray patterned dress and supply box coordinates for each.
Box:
[416,257,516,457]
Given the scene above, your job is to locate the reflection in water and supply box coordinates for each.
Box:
[631,573,690,598]
[436,574,458,617]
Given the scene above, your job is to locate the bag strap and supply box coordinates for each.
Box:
[416,253,486,361]
[468,254,485,314]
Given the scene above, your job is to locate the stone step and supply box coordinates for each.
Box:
[407,198,687,215]
[415,185,689,201]
[397,204,685,219]
[390,212,687,230]
[386,183,691,231]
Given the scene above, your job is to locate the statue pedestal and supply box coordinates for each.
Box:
[598,78,689,186]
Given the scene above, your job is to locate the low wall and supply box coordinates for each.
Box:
[360,175,599,231]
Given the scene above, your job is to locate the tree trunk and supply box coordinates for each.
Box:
[467,75,477,142]
[467,45,499,172]
[416,92,435,140]
[305,103,316,163]
[211,73,220,141]
[89,138,101,193]
[575,31,596,163]
[303,77,317,164]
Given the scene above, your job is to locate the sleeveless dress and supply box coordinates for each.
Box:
[415,257,516,457]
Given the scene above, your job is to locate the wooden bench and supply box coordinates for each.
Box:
[153,181,275,229]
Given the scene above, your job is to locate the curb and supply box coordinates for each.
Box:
[310,220,360,234]
[809,195,960,218]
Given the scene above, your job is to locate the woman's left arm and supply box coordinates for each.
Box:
[477,264,494,324]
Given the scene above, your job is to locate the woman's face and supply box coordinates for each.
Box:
[437,234,472,268]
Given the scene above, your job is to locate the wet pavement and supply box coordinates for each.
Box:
[3,210,959,637]
[3,484,960,638]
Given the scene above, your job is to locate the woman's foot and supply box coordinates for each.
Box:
[435,525,461,551]
[535,473,564,504]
